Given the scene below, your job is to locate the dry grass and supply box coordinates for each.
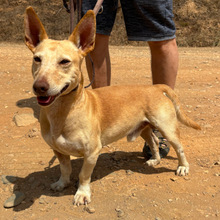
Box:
[0,0,219,46]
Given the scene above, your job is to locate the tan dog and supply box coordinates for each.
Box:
[24,7,201,206]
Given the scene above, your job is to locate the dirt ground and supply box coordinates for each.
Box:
[0,43,219,220]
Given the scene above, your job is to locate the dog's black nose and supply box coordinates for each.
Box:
[33,79,49,95]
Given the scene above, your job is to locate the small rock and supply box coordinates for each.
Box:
[126,170,134,175]
[204,124,212,129]
[39,196,49,205]
[84,206,95,214]
[170,177,178,182]
[32,127,38,132]
[155,217,161,220]
[168,199,173,202]
[184,177,190,181]
[4,191,26,208]
[195,105,202,108]
[115,208,125,217]
[26,128,40,138]
[214,161,220,166]
[1,175,17,184]
[13,113,37,127]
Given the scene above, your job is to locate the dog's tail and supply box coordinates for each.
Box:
[158,85,201,130]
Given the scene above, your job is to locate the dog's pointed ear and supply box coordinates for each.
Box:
[68,10,96,57]
[24,7,48,52]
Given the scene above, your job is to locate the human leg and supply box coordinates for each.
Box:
[121,0,178,86]
[82,0,118,88]
[85,34,111,89]
[148,38,179,89]
[120,0,178,158]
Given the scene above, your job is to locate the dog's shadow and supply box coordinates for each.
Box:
[8,151,176,212]
[16,97,40,120]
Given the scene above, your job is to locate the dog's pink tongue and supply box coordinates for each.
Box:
[37,96,55,106]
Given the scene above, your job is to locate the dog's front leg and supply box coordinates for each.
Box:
[73,150,100,206]
[51,150,72,191]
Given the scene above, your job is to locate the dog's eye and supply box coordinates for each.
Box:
[34,56,41,63]
[59,59,71,65]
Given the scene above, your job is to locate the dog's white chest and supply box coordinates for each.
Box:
[44,133,84,157]
[56,135,67,147]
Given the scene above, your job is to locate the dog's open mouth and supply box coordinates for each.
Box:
[37,96,56,106]
[37,84,69,106]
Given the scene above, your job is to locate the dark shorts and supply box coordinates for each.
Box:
[82,0,176,41]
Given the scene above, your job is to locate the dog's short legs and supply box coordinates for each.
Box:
[160,127,189,176]
[73,148,100,206]
[170,139,189,176]
[51,150,72,191]
[141,126,161,166]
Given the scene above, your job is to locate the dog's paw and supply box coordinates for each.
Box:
[51,178,70,191]
[176,166,189,176]
[73,184,91,206]
[145,159,160,167]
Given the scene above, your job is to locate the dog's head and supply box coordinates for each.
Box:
[24,7,96,107]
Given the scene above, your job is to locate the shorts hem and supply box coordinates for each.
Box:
[96,30,111,36]
[127,35,176,42]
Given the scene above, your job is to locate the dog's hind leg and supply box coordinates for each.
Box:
[157,124,189,176]
[141,126,161,166]
[51,150,72,191]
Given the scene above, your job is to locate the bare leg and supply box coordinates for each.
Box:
[148,38,179,89]
[86,34,111,89]
[51,150,72,191]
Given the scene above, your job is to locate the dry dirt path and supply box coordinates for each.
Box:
[0,43,219,219]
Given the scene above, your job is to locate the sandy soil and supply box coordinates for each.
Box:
[0,43,219,220]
